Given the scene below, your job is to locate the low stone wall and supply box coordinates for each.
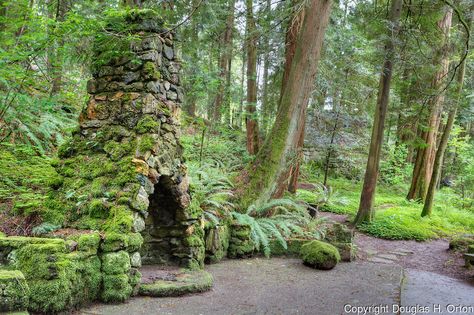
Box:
[0,233,143,313]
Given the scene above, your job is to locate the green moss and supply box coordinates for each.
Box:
[101,274,132,303]
[103,205,134,233]
[104,140,134,161]
[227,240,254,258]
[268,238,307,257]
[0,270,29,312]
[139,270,213,297]
[325,223,353,243]
[101,251,131,275]
[109,157,136,187]
[204,225,230,264]
[449,235,474,251]
[16,243,67,280]
[127,233,144,252]
[135,115,159,134]
[128,268,142,296]
[300,240,340,270]
[76,232,101,254]
[142,61,161,81]
[101,232,129,252]
[0,236,65,250]
[0,144,63,222]
[27,278,72,313]
[88,199,110,218]
[138,135,155,152]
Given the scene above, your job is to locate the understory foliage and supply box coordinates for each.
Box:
[182,120,328,256]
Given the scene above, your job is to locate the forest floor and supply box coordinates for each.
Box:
[321,211,474,282]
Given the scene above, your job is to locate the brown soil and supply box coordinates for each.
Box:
[320,211,474,282]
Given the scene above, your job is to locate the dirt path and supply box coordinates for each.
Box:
[80,258,403,315]
[321,211,474,283]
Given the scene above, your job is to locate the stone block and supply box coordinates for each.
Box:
[0,270,29,312]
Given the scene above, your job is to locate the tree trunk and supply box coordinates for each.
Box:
[235,43,246,129]
[48,0,69,97]
[240,0,332,207]
[184,0,200,117]
[283,0,306,192]
[354,0,402,225]
[323,100,341,187]
[245,0,259,154]
[213,0,235,122]
[422,10,470,216]
[407,7,452,202]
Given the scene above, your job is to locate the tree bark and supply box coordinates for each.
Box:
[240,0,332,207]
[245,0,259,154]
[283,0,306,193]
[261,0,273,134]
[213,0,235,122]
[407,7,452,202]
[422,9,470,216]
[354,0,402,225]
[48,0,69,96]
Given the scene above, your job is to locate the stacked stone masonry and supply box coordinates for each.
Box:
[53,9,204,273]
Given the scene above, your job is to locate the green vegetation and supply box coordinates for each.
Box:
[0,270,29,312]
[301,177,474,241]
[300,240,341,270]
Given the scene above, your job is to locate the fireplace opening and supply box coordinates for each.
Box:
[140,175,184,265]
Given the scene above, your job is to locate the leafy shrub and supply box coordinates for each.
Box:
[232,198,325,257]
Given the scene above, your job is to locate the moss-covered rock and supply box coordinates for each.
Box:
[268,238,307,257]
[75,232,101,254]
[0,270,29,312]
[101,251,131,275]
[324,223,353,243]
[449,234,474,251]
[101,232,129,252]
[228,222,254,258]
[101,274,133,303]
[205,225,230,264]
[331,242,356,262]
[27,278,72,313]
[139,269,213,297]
[300,240,340,270]
[128,268,142,296]
[16,243,67,280]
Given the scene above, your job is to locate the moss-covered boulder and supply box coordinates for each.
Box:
[300,240,340,270]
[0,270,29,312]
